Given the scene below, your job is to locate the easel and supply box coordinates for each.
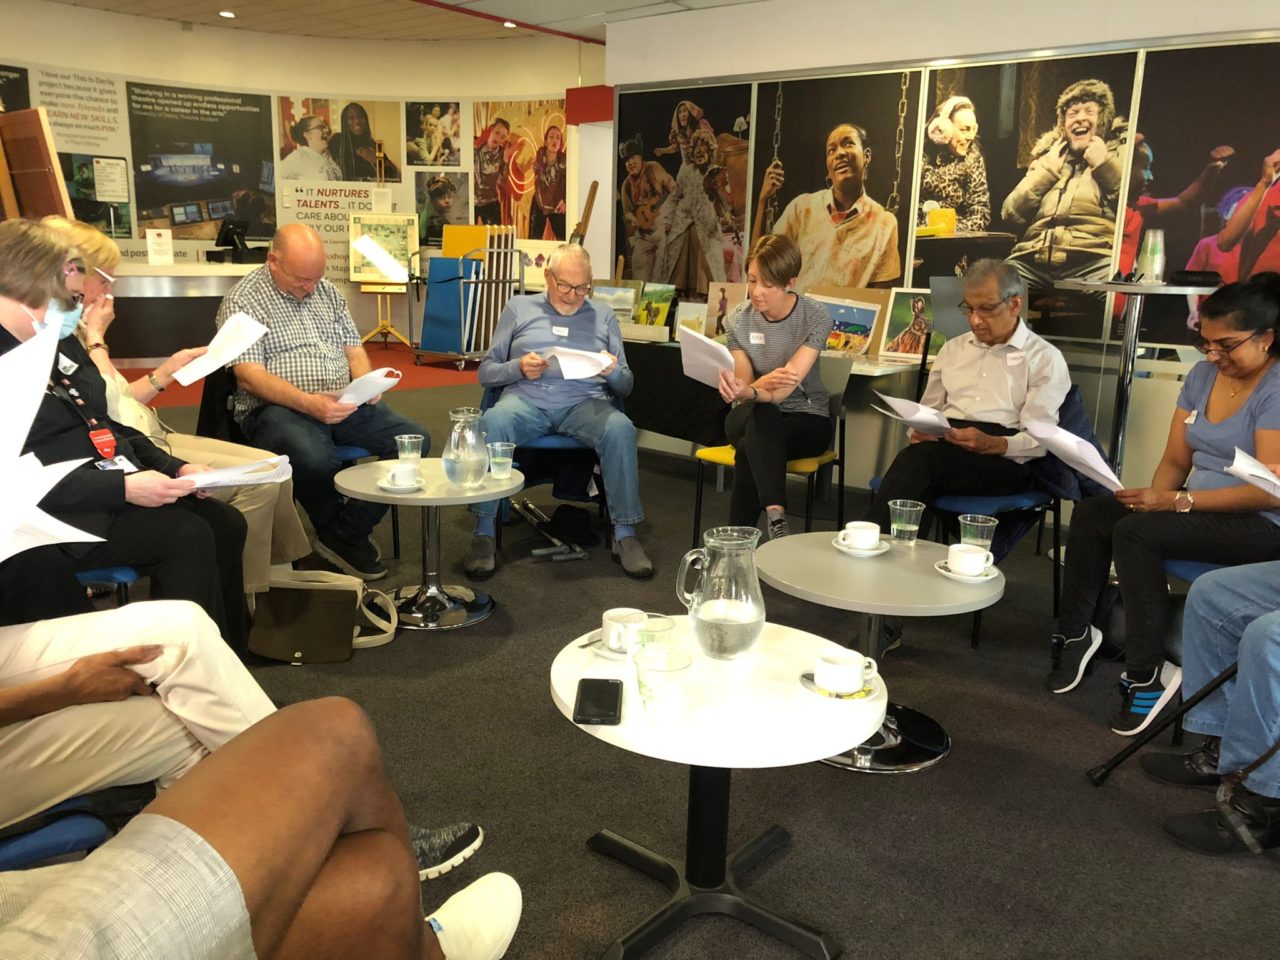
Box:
[360,139,413,348]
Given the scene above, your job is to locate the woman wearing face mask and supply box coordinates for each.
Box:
[1048,274,1280,737]
[0,219,250,656]
[715,234,833,541]
[42,216,312,600]
[278,114,343,181]
[918,95,990,233]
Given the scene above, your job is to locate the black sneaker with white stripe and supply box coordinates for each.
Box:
[410,821,483,880]
[1110,662,1181,736]
[1046,625,1103,694]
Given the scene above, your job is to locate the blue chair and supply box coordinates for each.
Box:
[75,566,140,606]
[0,799,111,870]
[335,445,400,560]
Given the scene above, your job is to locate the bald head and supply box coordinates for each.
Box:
[268,224,327,301]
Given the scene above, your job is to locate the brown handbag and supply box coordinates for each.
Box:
[248,569,396,664]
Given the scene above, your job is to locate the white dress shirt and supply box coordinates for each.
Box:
[919,319,1070,461]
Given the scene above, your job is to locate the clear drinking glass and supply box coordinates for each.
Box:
[633,643,692,719]
[888,500,925,544]
[395,433,424,462]
[958,514,997,552]
[487,441,515,480]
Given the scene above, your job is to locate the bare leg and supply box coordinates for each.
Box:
[145,697,435,960]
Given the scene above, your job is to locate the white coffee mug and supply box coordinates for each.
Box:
[948,542,994,577]
[814,649,877,695]
[388,461,419,486]
[601,607,646,654]
[837,521,881,550]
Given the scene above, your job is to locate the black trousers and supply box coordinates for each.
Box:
[864,440,1032,530]
[725,402,832,525]
[65,498,249,655]
[0,545,93,627]
[1058,495,1280,672]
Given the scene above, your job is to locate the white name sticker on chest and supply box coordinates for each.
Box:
[1006,352,1026,366]
[750,332,766,345]
[1185,409,1198,425]
[552,325,569,337]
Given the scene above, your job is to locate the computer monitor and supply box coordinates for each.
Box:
[215,219,249,253]
[206,198,235,220]
[169,202,204,227]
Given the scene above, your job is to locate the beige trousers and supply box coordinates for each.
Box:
[164,433,311,592]
[0,601,276,829]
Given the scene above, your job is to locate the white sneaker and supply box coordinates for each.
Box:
[426,872,522,960]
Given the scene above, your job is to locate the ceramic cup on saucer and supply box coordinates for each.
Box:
[836,521,881,551]
[947,542,993,577]
[387,461,420,487]
[814,649,877,695]
[601,607,646,655]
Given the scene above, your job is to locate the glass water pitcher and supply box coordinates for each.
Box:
[676,526,766,659]
[442,406,488,488]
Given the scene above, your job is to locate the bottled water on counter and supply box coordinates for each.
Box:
[442,451,488,488]
[692,598,764,660]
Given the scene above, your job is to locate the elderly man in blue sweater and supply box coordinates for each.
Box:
[464,244,652,580]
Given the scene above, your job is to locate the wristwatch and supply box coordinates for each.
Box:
[147,372,166,393]
[1174,490,1194,513]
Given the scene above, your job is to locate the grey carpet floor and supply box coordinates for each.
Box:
[163,390,1275,959]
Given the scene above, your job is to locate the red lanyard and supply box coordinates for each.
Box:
[47,378,117,460]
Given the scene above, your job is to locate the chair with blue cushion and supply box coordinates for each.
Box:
[690,355,852,547]
[0,783,155,871]
[76,566,140,606]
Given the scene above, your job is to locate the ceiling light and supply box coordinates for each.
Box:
[503,20,516,28]
[219,10,235,18]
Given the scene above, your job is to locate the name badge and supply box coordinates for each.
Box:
[57,353,79,375]
[1185,409,1198,425]
[750,332,765,345]
[552,325,569,337]
[94,455,138,473]
[1006,352,1026,366]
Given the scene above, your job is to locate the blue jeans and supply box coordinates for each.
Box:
[1182,562,1280,797]
[473,393,643,525]
[243,401,428,543]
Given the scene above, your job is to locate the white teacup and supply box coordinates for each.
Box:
[601,607,646,655]
[837,521,881,551]
[814,649,877,695]
[948,542,994,577]
[388,461,420,487]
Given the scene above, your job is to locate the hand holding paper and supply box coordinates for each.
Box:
[339,368,402,405]
[871,391,952,437]
[678,325,735,389]
[172,312,269,387]
[182,456,293,491]
[1025,421,1123,492]
[540,347,611,380]
[1225,447,1280,499]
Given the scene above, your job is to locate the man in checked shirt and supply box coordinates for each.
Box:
[218,224,427,581]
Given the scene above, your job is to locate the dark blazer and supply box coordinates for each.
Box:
[0,328,186,548]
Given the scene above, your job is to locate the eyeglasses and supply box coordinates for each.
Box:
[1194,333,1259,358]
[550,272,591,297]
[94,267,116,285]
[957,297,1010,319]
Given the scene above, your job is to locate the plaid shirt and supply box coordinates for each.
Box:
[215,266,362,421]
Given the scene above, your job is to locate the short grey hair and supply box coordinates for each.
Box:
[547,243,590,274]
[963,258,1024,302]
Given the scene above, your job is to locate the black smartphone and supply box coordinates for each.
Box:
[573,678,623,725]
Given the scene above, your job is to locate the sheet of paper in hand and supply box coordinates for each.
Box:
[340,368,402,405]
[871,391,952,437]
[1025,421,1123,492]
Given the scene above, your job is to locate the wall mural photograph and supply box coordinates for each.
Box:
[913,53,1139,338]
[405,100,461,166]
[472,98,568,240]
[750,71,921,294]
[615,83,752,292]
[278,96,403,183]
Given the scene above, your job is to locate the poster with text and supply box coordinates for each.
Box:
[750,72,920,294]
[278,96,403,183]
[278,181,377,286]
[0,63,29,113]
[31,67,127,156]
[127,81,275,241]
[60,153,131,238]
[918,53,1139,339]
[406,101,461,166]
[616,84,751,291]
[472,98,568,240]
[1115,42,1280,345]
[415,171,470,247]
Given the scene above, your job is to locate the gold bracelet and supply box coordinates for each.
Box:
[87,342,107,354]
[147,372,166,393]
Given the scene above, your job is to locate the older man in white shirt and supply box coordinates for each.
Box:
[865,258,1071,531]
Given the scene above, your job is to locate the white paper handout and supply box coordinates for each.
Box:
[1025,422,1123,492]
[541,346,611,380]
[173,312,269,386]
[183,456,293,491]
[340,367,402,405]
[871,391,952,437]
[1225,447,1280,499]
[0,322,102,562]
[678,325,735,389]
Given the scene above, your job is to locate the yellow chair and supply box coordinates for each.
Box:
[691,355,852,546]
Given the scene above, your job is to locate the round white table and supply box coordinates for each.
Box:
[334,460,523,630]
[756,534,1004,773]
[550,617,886,959]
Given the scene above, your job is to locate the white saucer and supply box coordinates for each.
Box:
[376,476,425,493]
[934,559,998,583]
[832,537,891,558]
[799,672,873,699]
